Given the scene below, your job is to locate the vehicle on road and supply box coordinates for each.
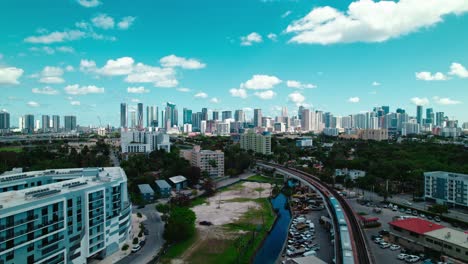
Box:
[131,244,141,253]
[406,209,412,214]
[405,255,420,263]
[398,253,409,260]
[139,240,146,247]
[390,244,401,251]
[434,216,441,222]
[380,242,390,249]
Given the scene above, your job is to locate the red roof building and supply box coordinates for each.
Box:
[388,218,444,235]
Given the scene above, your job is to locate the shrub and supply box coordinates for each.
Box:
[133,238,139,245]
[122,244,129,250]
[137,212,142,218]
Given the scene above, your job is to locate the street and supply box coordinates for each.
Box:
[116,204,165,264]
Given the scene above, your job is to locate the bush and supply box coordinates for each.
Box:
[138,231,143,237]
[163,207,196,243]
[122,244,129,251]
[156,203,171,214]
[137,212,142,218]
[133,238,139,245]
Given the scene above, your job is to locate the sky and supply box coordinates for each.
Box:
[0,0,468,127]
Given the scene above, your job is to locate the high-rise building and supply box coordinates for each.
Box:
[436,112,444,127]
[234,110,245,123]
[24,114,35,134]
[0,110,10,131]
[382,106,390,115]
[52,115,60,132]
[254,109,262,127]
[201,108,208,121]
[281,106,288,118]
[212,111,219,121]
[426,108,434,125]
[298,106,305,120]
[64,115,77,131]
[0,167,132,264]
[130,111,136,128]
[240,130,271,155]
[137,103,143,129]
[180,145,225,177]
[192,112,202,130]
[396,108,406,114]
[165,102,178,128]
[416,105,423,124]
[41,115,50,132]
[121,130,171,154]
[183,108,192,124]
[146,106,158,128]
[221,111,232,121]
[301,109,311,131]
[120,103,128,128]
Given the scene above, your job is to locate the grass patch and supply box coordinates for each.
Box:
[0,146,23,153]
[159,233,198,263]
[223,197,254,203]
[246,174,283,184]
[190,196,209,207]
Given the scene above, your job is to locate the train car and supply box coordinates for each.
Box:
[340,226,355,264]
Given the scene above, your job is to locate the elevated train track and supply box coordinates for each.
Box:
[259,162,372,264]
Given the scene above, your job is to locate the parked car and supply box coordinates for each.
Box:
[380,242,391,249]
[390,244,401,251]
[131,244,141,253]
[139,240,146,247]
[406,209,412,214]
[379,229,390,236]
[427,215,433,220]
[434,216,441,222]
[412,210,418,216]
[374,238,384,243]
[419,214,426,218]
[398,253,409,260]
[405,255,420,263]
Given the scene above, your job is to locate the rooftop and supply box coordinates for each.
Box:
[155,180,171,189]
[425,227,468,249]
[424,171,468,179]
[138,184,154,194]
[389,218,444,235]
[169,175,187,184]
[0,167,127,210]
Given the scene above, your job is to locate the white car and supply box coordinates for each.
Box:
[405,255,420,263]
[390,244,401,251]
[131,244,141,253]
[398,253,409,260]
[380,242,390,249]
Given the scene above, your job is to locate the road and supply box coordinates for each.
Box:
[215,171,255,189]
[110,149,120,167]
[116,204,165,264]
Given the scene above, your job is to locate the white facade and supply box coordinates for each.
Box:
[121,130,171,154]
[181,146,225,177]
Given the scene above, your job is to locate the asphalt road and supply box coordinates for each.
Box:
[116,204,165,264]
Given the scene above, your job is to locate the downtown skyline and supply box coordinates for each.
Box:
[1,0,468,126]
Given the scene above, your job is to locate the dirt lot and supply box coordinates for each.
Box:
[171,181,272,264]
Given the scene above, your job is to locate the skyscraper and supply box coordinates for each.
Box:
[416,105,423,125]
[130,111,136,128]
[0,110,10,131]
[183,108,192,124]
[41,115,50,132]
[202,108,208,121]
[254,109,262,127]
[382,106,390,115]
[24,114,34,134]
[298,106,304,120]
[396,108,406,114]
[301,109,311,131]
[137,103,144,129]
[212,111,219,121]
[436,112,445,127]
[426,108,434,125]
[281,106,288,118]
[234,110,245,122]
[146,105,158,128]
[64,115,77,131]
[222,111,232,121]
[52,115,60,132]
[120,103,128,128]
[165,102,178,128]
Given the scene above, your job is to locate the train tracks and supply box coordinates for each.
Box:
[260,162,372,264]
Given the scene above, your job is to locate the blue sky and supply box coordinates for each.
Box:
[0,0,467,126]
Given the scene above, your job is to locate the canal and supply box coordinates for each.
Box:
[253,193,291,264]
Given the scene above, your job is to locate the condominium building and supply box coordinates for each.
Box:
[0,167,132,264]
[358,129,388,141]
[181,146,224,177]
[239,130,272,155]
[424,171,468,209]
[120,130,171,154]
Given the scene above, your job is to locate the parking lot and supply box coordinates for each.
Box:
[347,198,447,264]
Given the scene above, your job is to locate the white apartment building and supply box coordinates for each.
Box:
[181,146,224,177]
[120,130,171,154]
[424,171,468,209]
[0,167,132,264]
[239,130,272,155]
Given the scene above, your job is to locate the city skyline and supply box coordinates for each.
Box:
[1,0,468,126]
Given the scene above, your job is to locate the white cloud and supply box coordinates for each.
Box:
[39,66,65,84]
[79,59,97,72]
[372,81,381,86]
[92,14,115,30]
[348,97,360,103]
[210,97,220,103]
[27,101,40,107]
[177,88,191,92]
[415,71,448,81]
[56,46,75,53]
[411,97,429,106]
[286,0,468,45]
[282,10,292,18]
[286,80,317,89]
[0,67,24,85]
[65,65,75,72]
[64,84,104,95]
[99,57,134,75]
[117,16,136,30]
[433,96,461,105]
[194,92,208,99]
[240,32,263,46]
[229,88,248,99]
[70,101,81,106]
[24,30,85,44]
[254,90,276,100]
[32,87,59,95]
[131,98,140,103]
[241,74,282,90]
[77,0,101,8]
[449,62,468,78]
[125,63,177,87]
[267,33,278,41]
[127,86,149,94]
[160,54,206,69]
[288,91,306,106]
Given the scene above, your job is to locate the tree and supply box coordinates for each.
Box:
[428,204,449,216]
[163,207,196,243]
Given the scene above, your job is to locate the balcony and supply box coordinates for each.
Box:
[0,215,39,231]
[38,235,64,249]
[0,218,64,243]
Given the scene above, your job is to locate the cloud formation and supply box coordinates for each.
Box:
[286,80,317,89]
[229,88,248,99]
[433,96,461,105]
[0,67,24,85]
[32,87,59,95]
[127,86,149,94]
[415,71,448,81]
[411,97,429,106]
[65,84,104,95]
[241,32,263,46]
[77,0,101,8]
[160,55,206,69]
[348,97,360,103]
[241,75,282,90]
[254,90,276,100]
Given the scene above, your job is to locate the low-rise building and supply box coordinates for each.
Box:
[138,184,155,201]
[169,175,187,191]
[155,180,172,198]
[180,146,224,178]
[424,171,468,209]
[335,168,366,181]
[120,129,171,154]
[296,137,313,148]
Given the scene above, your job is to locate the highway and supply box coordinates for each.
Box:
[258,162,372,264]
